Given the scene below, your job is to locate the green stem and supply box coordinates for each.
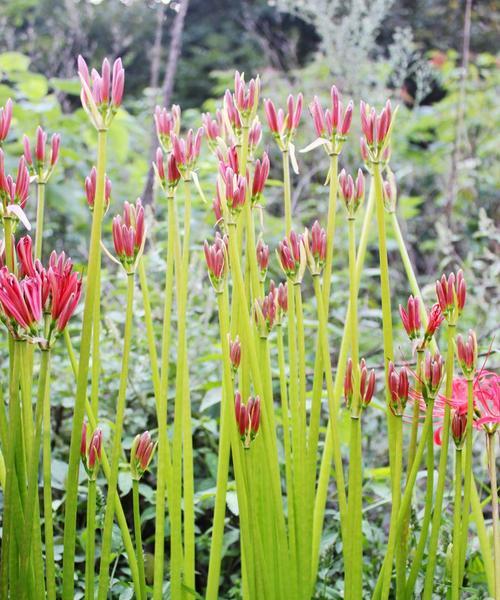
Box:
[133,479,147,600]
[470,474,495,596]
[42,349,56,600]
[282,149,292,235]
[398,349,425,589]
[97,273,137,600]
[85,478,97,600]
[422,322,456,599]
[372,161,400,600]
[20,349,50,587]
[34,182,46,260]
[458,378,474,581]
[90,272,101,416]
[62,128,107,598]
[347,416,363,600]
[153,192,177,599]
[451,449,463,600]
[404,412,434,598]
[487,432,500,599]
[310,180,374,589]
[63,329,142,598]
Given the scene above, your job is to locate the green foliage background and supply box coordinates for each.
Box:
[0,0,498,597]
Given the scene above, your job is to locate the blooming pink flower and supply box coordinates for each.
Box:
[85,166,112,212]
[0,266,42,337]
[47,253,82,332]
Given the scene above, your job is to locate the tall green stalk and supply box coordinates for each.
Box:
[153,191,176,600]
[132,479,147,600]
[311,181,374,588]
[458,377,474,581]
[422,322,456,599]
[97,273,136,599]
[372,161,400,600]
[62,128,107,597]
[282,149,292,235]
[20,348,50,587]
[487,431,500,599]
[451,448,463,600]
[85,478,97,600]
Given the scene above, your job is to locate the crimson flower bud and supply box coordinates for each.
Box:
[265,94,302,150]
[435,270,466,321]
[388,362,410,416]
[0,98,13,142]
[234,71,260,119]
[456,329,477,378]
[224,89,242,134]
[256,239,270,281]
[130,431,156,480]
[16,235,36,278]
[339,168,364,217]
[112,199,146,272]
[155,148,181,192]
[221,167,246,216]
[85,166,111,212]
[304,220,327,275]
[360,99,394,161]
[248,118,262,153]
[154,104,181,151]
[81,422,102,479]
[234,392,260,449]
[277,231,306,284]
[309,96,326,137]
[424,303,444,343]
[204,232,228,293]
[171,129,203,176]
[399,295,421,341]
[360,359,376,408]
[451,410,467,450]
[229,336,241,372]
[277,282,288,314]
[254,288,277,337]
[251,152,270,203]
[344,358,354,406]
[212,187,223,224]
[423,352,444,399]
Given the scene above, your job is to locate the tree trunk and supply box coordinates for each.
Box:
[142,0,190,207]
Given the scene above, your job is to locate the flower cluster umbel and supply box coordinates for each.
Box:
[234,392,260,449]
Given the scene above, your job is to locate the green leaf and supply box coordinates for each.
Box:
[50,77,82,96]
[18,73,48,100]
[0,52,30,72]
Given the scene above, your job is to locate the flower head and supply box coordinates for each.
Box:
[154,148,181,193]
[229,336,241,373]
[234,391,260,449]
[171,129,203,177]
[251,152,270,204]
[456,330,477,378]
[388,362,410,416]
[360,99,395,161]
[309,86,353,152]
[81,422,103,479]
[112,199,146,272]
[451,410,467,449]
[23,127,61,183]
[233,71,260,120]
[0,99,13,143]
[204,232,229,293]
[264,93,303,150]
[339,168,364,217]
[344,358,375,414]
[256,238,270,282]
[130,431,156,480]
[399,295,421,341]
[78,55,124,129]
[424,303,444,344]
[303,220,327,275]
[85,166,112,213]
[435,270,466,322]
[154,104,181,151]
[254,286,278,337]
[423,352,444,400]
[277,231,306,284]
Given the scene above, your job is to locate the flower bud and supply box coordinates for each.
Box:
[81,422,102,479]
[277,231,306,284]
[234,392,261,449]
[130,431,156,480]
[112,199,146,272]
[359,99,394,161]
[154,104,181,151]
[303,220,327,275]
[251,152,270,204]
[229,336,241,372]
[424,303,444,344]
[85,166,111,213]
[451,410,467,450]
[399,295,421,341]
[0,99,13,142]
[204,232,229,293]
[256,239,270,282]
[435,270,466,321]
[456,330,477,378]
[423,352,444,399]
[339,168,364,217]
[388,362,410,416]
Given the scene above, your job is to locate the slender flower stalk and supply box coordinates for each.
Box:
[486,431,500,599]
[61,125,108,596]
[451,411,467,600]
[97,273,136,599]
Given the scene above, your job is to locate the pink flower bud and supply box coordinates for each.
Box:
[112,199,145,270]
[399,295,421,340]
[388,362,409,416]
[456,329,477,377]
[234,71,260,116]
[248,119,262,151]
[23,135,33,166]
[424,303,444,342]
[256,239,270,276]
[435,270,466,320]
[204,232,228,291]
[423,352,444,399]
[0,98,13,142]
[277,282,288,313]
[309,96,326,137]
[264,99,279,134]
[451,410,467,449]
[251,152,270,202]
[229,336,241,371]
[344,358,354,406]
[360,359,376,407]
[85,167,111,212]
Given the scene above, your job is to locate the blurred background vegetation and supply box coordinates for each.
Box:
[0,0,498,597]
